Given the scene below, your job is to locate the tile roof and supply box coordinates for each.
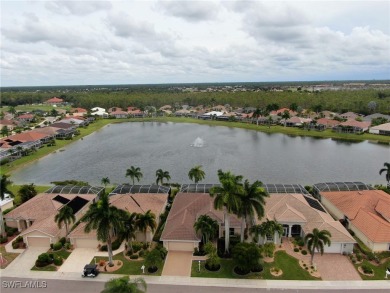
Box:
[109,193,167,217]
[316,118,341,127]
[5,193,96,237]
[161,193,240,241]
[340,120,371,128]
[321,190,390,242]
[5,131,49,142]
[263,193,355,243]
[370,122,390,131]
[46,97,63,103]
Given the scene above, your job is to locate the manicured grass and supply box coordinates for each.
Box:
[354,259,390,280]
[191,251,319,280]
[50,248,71,260]
[91,253,162,276]
[0,245,20,269]
[31,265,57,271]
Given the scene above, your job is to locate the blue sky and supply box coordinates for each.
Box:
[1,0,389,86]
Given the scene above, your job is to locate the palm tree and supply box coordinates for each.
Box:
[136,210,157,241]
[194,215,219,244]
[82,194,126,266]
[125,166,143,185]
[379,162,390,188]
[250,219,283,245]
[188,165,206,184]
[210,169,243,253]
[101,177,110,188]
[155,169,170,185]
[304,228,332,265]
[118,212,138,252]
[54,205,76,237]
[237,180,269,242]
[101,276,147,293]
[0,174,13,237]
[281,110,290,127]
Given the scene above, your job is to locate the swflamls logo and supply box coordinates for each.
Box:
[2,281,48,288]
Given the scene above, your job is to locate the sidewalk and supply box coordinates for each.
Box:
[1,269,389,290]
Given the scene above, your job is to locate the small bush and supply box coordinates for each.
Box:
[301,250,308,255]
[64,242,71,250]
[356,253,363,262]
[361,264,373,274]
[139,250,145,257]
[251,263,263,273]
[99,259,106,266]
[294,248,299,252]
[53,256,63,266]
[100,245,107,251]
[52,242,63,251]
[50,243,54,249]
[38,253,50,263]
[0,236,8,244]
[366,252,375,261]
[130,254,139,260]
[132,242,143,253]
[59,237,66,245]
[143,242,149,250]
[12,241,19,249]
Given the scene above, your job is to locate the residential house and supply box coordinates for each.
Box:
[110,110,128,119]
[45,97,64,105]
[339,112,360,120]
[314,183,390,252]
[128,109,145,118]
[17,114,34,123]
[0,119,18,132]
[363,113,390,122]
[270,108,297,117]
[333,120,371,134]
[315,118,341,129]
[369,122,390,136]
[50,122,77,139]
[0,193,14,212]
[4,185,103,247]
[91,107,108,117]
[69,108,88,117]
[285,117,312,127]
[69,185,170,248]
[58,117,88,127]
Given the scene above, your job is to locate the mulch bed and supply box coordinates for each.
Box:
[357,266,374,277]
[270,268,283,277]
[103,260,123,272]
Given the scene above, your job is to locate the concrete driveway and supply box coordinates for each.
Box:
[315,254,361,280]
[4,247,48,275]
[162,251,193,277]
[59,248,97,273]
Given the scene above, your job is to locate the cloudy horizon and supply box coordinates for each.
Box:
[1,0,389,87]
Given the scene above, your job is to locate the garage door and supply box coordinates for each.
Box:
[27,237,51,247]
[74,238,98,249]
[167,241,195,251]
[324,243,342,253]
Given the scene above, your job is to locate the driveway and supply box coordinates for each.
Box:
[4,247,48,275]
[59,248,97,273]
[315,254,361,280]
[162,251,193,277]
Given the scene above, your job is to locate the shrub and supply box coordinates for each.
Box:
[100,245,107,251]
[64,242,71,250]
[130,254,139,260]
[15,236,23,243]
[139,250,145,257]
[262,243,275,258]
[59,237,66,246]
[132,242,143,253]
[12,241,19,249]
[366,252,375,261]
[52,242,63,251]
[272,267,280,273]
[294,248,299,252]
[155,244,167,260]
[111,239,122,251]
[356,253,363,262]
[53,256,63,266]
[361,264,373,274]
[143,242,149,250]
[99,259,106,266]
[251,263,263,273]
[50,243,54,249]
[232,242,262,272]
[38,253,50,263]
[301,250,308,255]
[0,236,8,244]
[145,249,163,269]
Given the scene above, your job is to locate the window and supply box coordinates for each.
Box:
[229,228,235,236]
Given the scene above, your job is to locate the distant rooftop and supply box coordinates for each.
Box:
[110,184,170,194]
[45,185,105,195]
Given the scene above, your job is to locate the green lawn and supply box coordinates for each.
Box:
[91,253,162,276]
[354,259,390,280]
[0,245,20,269]
[191,251,319,280]
[6,185,51,205]
[50,248,71,259]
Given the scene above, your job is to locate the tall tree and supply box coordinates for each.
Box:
[18,183,37,203]
[237,180,269,242]
[55,205,76,237]
[101,177,110,188]
[136,210,157,241]
[210,169,243,253]
[0,175,13,237]
[1,126,9,137]
[379,162,390,188]
[250,219,283,245]
[155,169,170,185]
[101,276,147,293]
[304,228,332,265]
[82,193,126,266]
[126,166,143,185]
[117,212,138,252]
[194,215,219,244]
[281,109,290,127]
[188,165,206,184]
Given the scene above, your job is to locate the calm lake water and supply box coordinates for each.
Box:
[11,122,390,186]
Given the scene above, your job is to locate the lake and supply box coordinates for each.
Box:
[11,122,390,186]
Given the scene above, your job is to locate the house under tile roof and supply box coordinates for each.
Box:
[320,189,390,243]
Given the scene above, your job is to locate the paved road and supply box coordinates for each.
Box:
[1,277,389,293]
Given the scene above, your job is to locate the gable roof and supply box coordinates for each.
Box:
[161,193,240,242]
[109,193,168,216]
[46,97,63,103]
[321,189,390,242]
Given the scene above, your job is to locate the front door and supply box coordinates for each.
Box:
[283,226,289,237]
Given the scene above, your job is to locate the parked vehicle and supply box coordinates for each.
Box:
[82,264,99,278]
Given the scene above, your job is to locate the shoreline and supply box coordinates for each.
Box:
[2,117,389,176]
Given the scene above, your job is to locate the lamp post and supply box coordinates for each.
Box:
[198,261,201,272]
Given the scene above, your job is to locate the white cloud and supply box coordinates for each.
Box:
[155,1,220,22]
[45,1,112,15]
